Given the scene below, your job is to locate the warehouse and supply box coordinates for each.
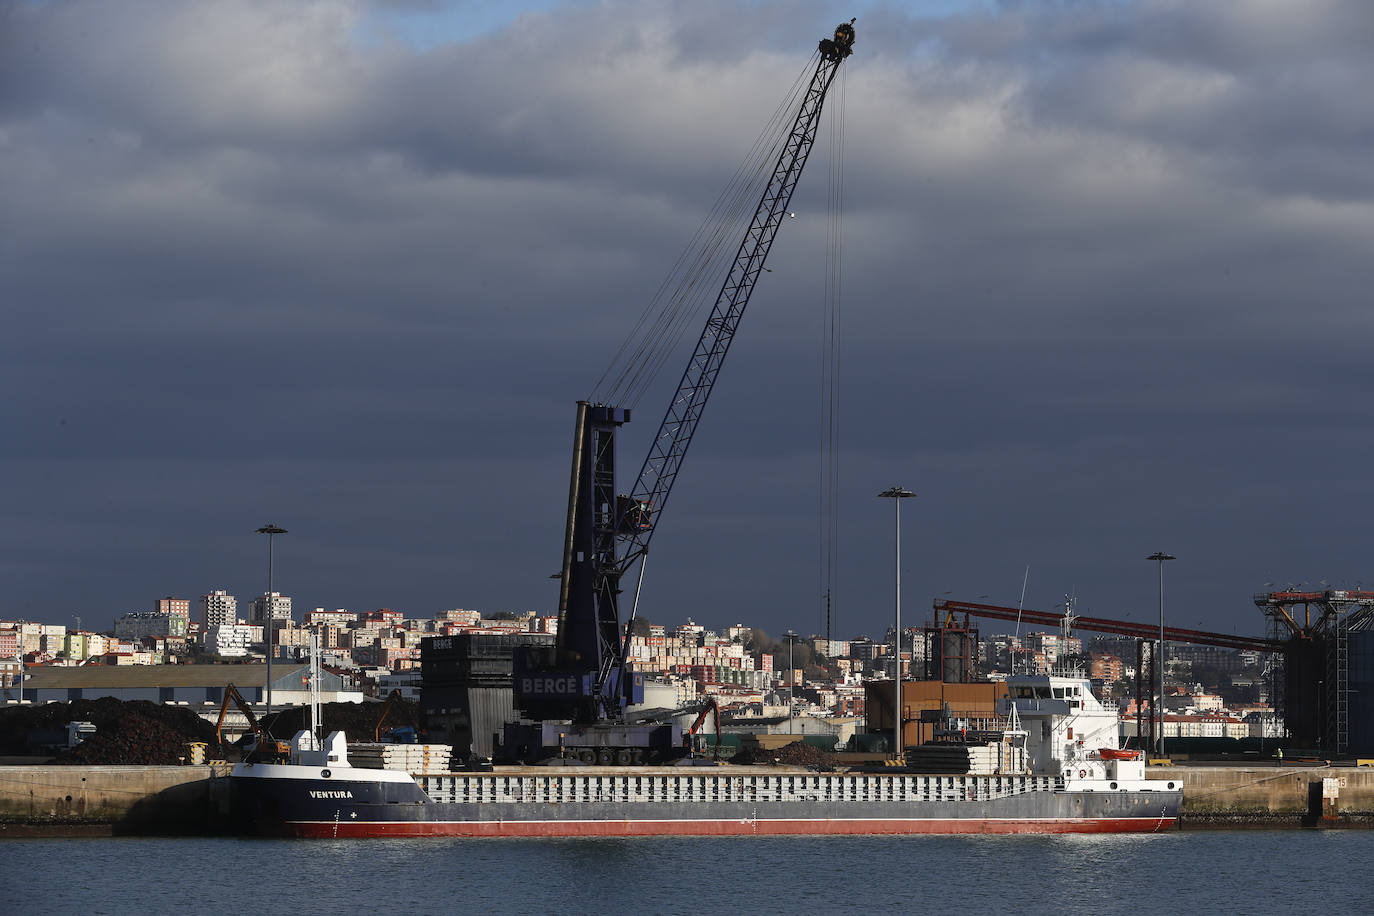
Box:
[13,664,365,706]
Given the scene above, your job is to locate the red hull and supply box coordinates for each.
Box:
[283,816,1176,839]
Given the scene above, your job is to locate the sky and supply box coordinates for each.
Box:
[4,0,1374,641]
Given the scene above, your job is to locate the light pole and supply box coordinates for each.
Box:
[1147,551,1175,758]
[879,486,915,760]
[12,620,25,703]
[783,630,799,732]
[257,524,287,718]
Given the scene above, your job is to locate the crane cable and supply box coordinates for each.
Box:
[818,64,846,644]
[592,53,822,407]
[595,54,816,406]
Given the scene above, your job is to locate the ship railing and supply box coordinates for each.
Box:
[417,771,1066,806]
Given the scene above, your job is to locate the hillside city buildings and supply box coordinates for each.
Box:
[0,590,1281,743]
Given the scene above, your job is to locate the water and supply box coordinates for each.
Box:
[8,831,1370,915]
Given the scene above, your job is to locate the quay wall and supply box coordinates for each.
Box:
[1,764,1371,833]
[0,765,231,835]
[1149,764,1374,827]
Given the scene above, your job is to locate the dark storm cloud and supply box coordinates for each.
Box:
[4,0,1373,639]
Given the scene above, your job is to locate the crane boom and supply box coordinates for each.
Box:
[514,22,855,736]
[618,25,855,575]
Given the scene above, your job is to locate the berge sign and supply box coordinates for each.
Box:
[519,675,587,696]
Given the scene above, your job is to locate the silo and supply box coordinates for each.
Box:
[1284,638,1327,750]
[1349,627,1374,756]
[922,624,979,683]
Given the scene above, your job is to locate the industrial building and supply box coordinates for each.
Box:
[865,679,1008,750]
[10,663,364,706]
[419,632,556,759]
[1256,588,1374,756]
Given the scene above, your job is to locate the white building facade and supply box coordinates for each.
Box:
[206,623,262,657]
[200,590,237,628]
[251,592,292,626]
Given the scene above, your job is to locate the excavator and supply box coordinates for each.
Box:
[685,697,722,761]
[372,688,419,743]
[214,684,290,763]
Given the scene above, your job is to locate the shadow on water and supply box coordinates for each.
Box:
[5,831,1373,916]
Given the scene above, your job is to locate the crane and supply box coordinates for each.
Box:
[506,21,855,762]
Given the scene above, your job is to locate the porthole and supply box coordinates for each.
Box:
[1110,781,1118,790]
[1167,781,1175,789]
[322,768,332,779]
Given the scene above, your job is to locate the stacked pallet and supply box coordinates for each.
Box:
[348,743,453,772]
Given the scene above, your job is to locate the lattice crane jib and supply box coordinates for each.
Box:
[542,23,855,724]
[618,24,856,577]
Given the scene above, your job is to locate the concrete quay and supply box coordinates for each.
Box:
[1148,763,1374,828]
[0,763,1370,834]
[0,764,231,836]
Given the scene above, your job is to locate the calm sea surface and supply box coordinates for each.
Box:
[8,831,1371,915]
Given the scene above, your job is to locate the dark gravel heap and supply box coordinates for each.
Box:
[0,698,219,765]
[731,740,840,770]
[0,696,423,765]
[258,699,420,743]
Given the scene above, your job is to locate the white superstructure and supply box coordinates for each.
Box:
[1005,670,1155,790]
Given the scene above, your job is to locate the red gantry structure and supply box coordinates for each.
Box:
[931,599,1285,753]
[935,592,1374,756]
[932,599,1280,653]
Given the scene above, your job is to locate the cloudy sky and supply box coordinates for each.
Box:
[4,0,1373,641]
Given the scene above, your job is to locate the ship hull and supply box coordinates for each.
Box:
[230,767,1181,838]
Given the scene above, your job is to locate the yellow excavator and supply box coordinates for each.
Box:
[372,689,417,742]
[215,684,291,762]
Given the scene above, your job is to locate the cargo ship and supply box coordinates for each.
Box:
[228,670,1183,837]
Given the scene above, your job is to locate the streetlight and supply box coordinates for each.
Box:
[1147,551,1175,758]
[257,524,288,717]
[879,486,915,761]
[10,620,25,703]
[783,630,799,732]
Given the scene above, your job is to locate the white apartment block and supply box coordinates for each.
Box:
[306,608,357,627]
[200,590,237,628]
[251,592,293,626]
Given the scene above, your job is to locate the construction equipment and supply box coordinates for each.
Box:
[505,21,856,763]
[215,683,289,762]
[686,697,722,760]
[372,688,409,741]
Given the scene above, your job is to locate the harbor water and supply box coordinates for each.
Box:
[8,831,1372,915]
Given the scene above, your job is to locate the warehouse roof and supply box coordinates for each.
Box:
[20,663,326,690]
